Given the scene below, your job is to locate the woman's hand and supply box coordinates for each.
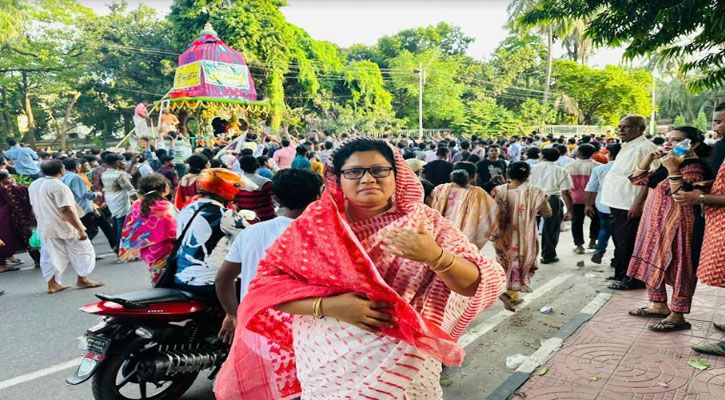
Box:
[661,154,685,173]
[673,189,703,205]
[324,293,395,333]
[647,148,667,161]
[380,220,441,264]
[218,314,236,344]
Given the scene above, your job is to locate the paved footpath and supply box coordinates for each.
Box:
[512,283,725,399]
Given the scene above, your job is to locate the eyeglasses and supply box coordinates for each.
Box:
[340,166,394,180]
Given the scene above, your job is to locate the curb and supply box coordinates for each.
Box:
[485,289,614,400]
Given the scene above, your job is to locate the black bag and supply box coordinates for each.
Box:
[154,204,208,289]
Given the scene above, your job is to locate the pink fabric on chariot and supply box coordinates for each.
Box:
[214,138,506,400]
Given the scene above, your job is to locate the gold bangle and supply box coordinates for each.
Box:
[431,250,449,271]
[431,253,456,274]
[312,297,320,318]
[434,255,457,274]
[312,297,322,319]
[428,248,445,267]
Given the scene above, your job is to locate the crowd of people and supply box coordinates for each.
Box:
[1,102,725,397]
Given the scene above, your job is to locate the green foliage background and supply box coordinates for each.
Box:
[3,0,715,146]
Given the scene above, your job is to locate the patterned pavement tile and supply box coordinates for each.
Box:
[687,306,717,323]
[514,375,603,399]
[606,352,692,395]
[688,368,725,400]
[538,352,617,388]
[516,286,725,400]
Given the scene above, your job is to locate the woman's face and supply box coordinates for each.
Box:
[339,150,396,209]
[664,130,697,153]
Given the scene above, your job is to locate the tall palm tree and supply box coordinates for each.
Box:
[507,0,592,101]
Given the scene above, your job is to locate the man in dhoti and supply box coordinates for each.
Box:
[134,101,150,138]
[28,160,104,294]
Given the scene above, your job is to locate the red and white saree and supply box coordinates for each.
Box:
[214,139,506,400]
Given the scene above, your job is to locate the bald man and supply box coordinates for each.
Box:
[600,115,658,290]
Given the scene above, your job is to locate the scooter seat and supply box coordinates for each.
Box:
[95,288,197,309]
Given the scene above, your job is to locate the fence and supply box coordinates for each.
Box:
[540,125,614,137]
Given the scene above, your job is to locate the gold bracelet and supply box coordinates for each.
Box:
[428,248,445,267]
[312,297,322,319]
[431,250,449,271]
[434,254,457,274]
[312,297,320,319]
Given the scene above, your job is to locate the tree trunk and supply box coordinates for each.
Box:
[60,92,81,151]
[543,25,553,103]
[20,72,36,147]
[0,86,14,139]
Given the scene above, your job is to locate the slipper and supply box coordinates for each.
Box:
[692,341,725,356]
[629,307,671,318]
[714,322,725,333]
[608,280,644,290]
[0,266,20,273]
[648,320,691,332]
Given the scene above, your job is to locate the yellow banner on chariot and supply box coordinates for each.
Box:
[202,61,250,90]
[173,61,201,89]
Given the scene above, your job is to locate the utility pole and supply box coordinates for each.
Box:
[415,62,424,139]
[650,75,656,135]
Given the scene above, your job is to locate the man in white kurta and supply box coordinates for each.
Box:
[28,160,103,293]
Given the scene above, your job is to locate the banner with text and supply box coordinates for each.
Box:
[173,61,201,89]
[202,61,250,90]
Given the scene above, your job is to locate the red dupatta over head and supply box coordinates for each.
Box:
[215,138,505,400]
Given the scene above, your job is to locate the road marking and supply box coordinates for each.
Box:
[460,273,574,348]
[514,291,612,374]
[0,357,82,391]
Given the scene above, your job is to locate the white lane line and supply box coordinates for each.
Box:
[514,291,612,374]
[0,357,82,391]
[460,273,574,348]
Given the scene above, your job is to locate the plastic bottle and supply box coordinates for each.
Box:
[672,138,691,156]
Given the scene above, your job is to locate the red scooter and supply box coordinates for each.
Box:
[66,288,226,400]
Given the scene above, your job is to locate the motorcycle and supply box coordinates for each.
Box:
[66,288,226,400]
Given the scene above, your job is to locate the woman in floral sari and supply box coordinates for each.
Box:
[627,127,712,332]
[119,173,177,285]
[430,161,498,249]
[215,138,506,400]
[0,171,39,271]
[490,162,551,311]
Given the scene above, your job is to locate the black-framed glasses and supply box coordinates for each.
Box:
[340,166,394,180]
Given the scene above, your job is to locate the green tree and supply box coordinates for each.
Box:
[75,1,177,146]
[388,49,465,129]
[694,111,708,131]
[520,0,725,91]
[673,115,686,127]
[0,0,98,146]
[551,60,652,125]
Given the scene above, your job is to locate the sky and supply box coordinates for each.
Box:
[82,0,623,67]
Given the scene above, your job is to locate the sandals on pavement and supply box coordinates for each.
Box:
[648,320,691,332]
[714,322,725,332]
[629,307,671,318]
[692,341,725,356]
[608,280,644,290]
[0,266,19,273]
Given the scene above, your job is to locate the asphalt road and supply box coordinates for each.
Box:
[0,220,611,400]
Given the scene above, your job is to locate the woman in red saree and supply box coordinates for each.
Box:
[215,138,506,400]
